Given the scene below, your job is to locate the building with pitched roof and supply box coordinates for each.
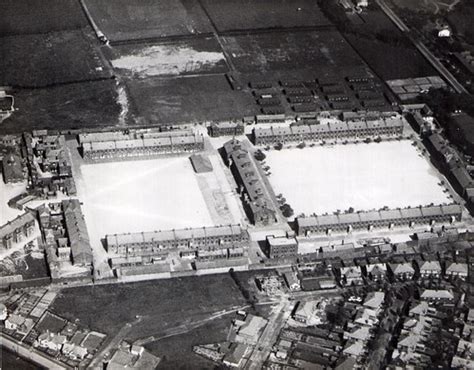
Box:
[340,266,363,286]
[388,262,415,280]
[0,211,36,249]
[252,117,403,145]
[62,200,92,267]
[419,261,442,278]
[209,121,244,137]
[445,262,468,280]
[296,204,462,236]
[106,224,247,257]
[79,129,204,161]
[223,139,277,225]
[2,153,25,184]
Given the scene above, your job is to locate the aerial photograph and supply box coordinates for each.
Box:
[1,0,474,369]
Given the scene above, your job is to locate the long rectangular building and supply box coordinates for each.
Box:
[79,129,204,160]
[106,224,248,256]
[223,139,278,225]
[62,200,93,266]
[253,117,403,145]
[296,204,462,236]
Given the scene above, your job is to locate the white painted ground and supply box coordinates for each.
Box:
[77,157,215,247]
[0,180,27,225]
[111,45,225,77]
[265,140,450,216]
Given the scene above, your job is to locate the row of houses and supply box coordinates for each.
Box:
[24,132,76,196]
[339,260,468,286]
[79,129,205,160]
[295,204,462,235]
[391,300,454,367]
[0,212,36,249]
[253,117,404,145]
[426,132,474,214]
[106,224,247,256]
[38,200,93,280]
[223,139,278,225]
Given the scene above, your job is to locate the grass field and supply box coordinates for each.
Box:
[0,30,112,87]
[110,37,228,78]
[127,74,258,124]
[145,315,233,369]
[77,157,215,248]
[264,141,450,216]
[85,0,213,42]
[0,80,121,135]
[200,0,331,31]
[51,274,246,340]
[1,0,88,36]
[222,30,365,74]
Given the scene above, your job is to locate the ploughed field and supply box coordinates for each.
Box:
[127,74,258,124]
[200,0,332,31]
[0,30,112,88]
[1,0,88,36]
[0,80,121,135]
[84,0,213,42]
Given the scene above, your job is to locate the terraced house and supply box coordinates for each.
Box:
[106,224,248,257]
[223,139,278,225]
[253,117,404,145]
[296,204,462,236]
[79,129,204,161]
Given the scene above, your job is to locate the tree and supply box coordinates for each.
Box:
[274,142,283,150]
[280,203,294,218]
[254,150,266,161]
[296,142,306,149]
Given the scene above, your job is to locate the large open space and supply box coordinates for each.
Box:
[264,140,451,216]
[77,157,215,248]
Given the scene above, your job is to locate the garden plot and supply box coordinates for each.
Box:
[77,157,214,248]
[265,140,450,216]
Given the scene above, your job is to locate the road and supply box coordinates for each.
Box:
[88,315,143,369]
[244,299,293,369]
[376,0,468,94]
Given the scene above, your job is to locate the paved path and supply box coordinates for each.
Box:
[244,300,292,369]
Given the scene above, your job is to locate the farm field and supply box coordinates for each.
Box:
[0,80,121,135]
[110,37,228,78]
[221,30,366,74]
[77,157,215,249]
[345,34,436,80]
[50,274,246,339]
[264,141,450,216]
[1,0,88,36]
[84,0,213,42]
[127,74,258,124]
[200,0,331,31]
[0,30,112,87]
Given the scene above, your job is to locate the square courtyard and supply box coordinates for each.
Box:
[77,157,215,248]
[264,140,451,216]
